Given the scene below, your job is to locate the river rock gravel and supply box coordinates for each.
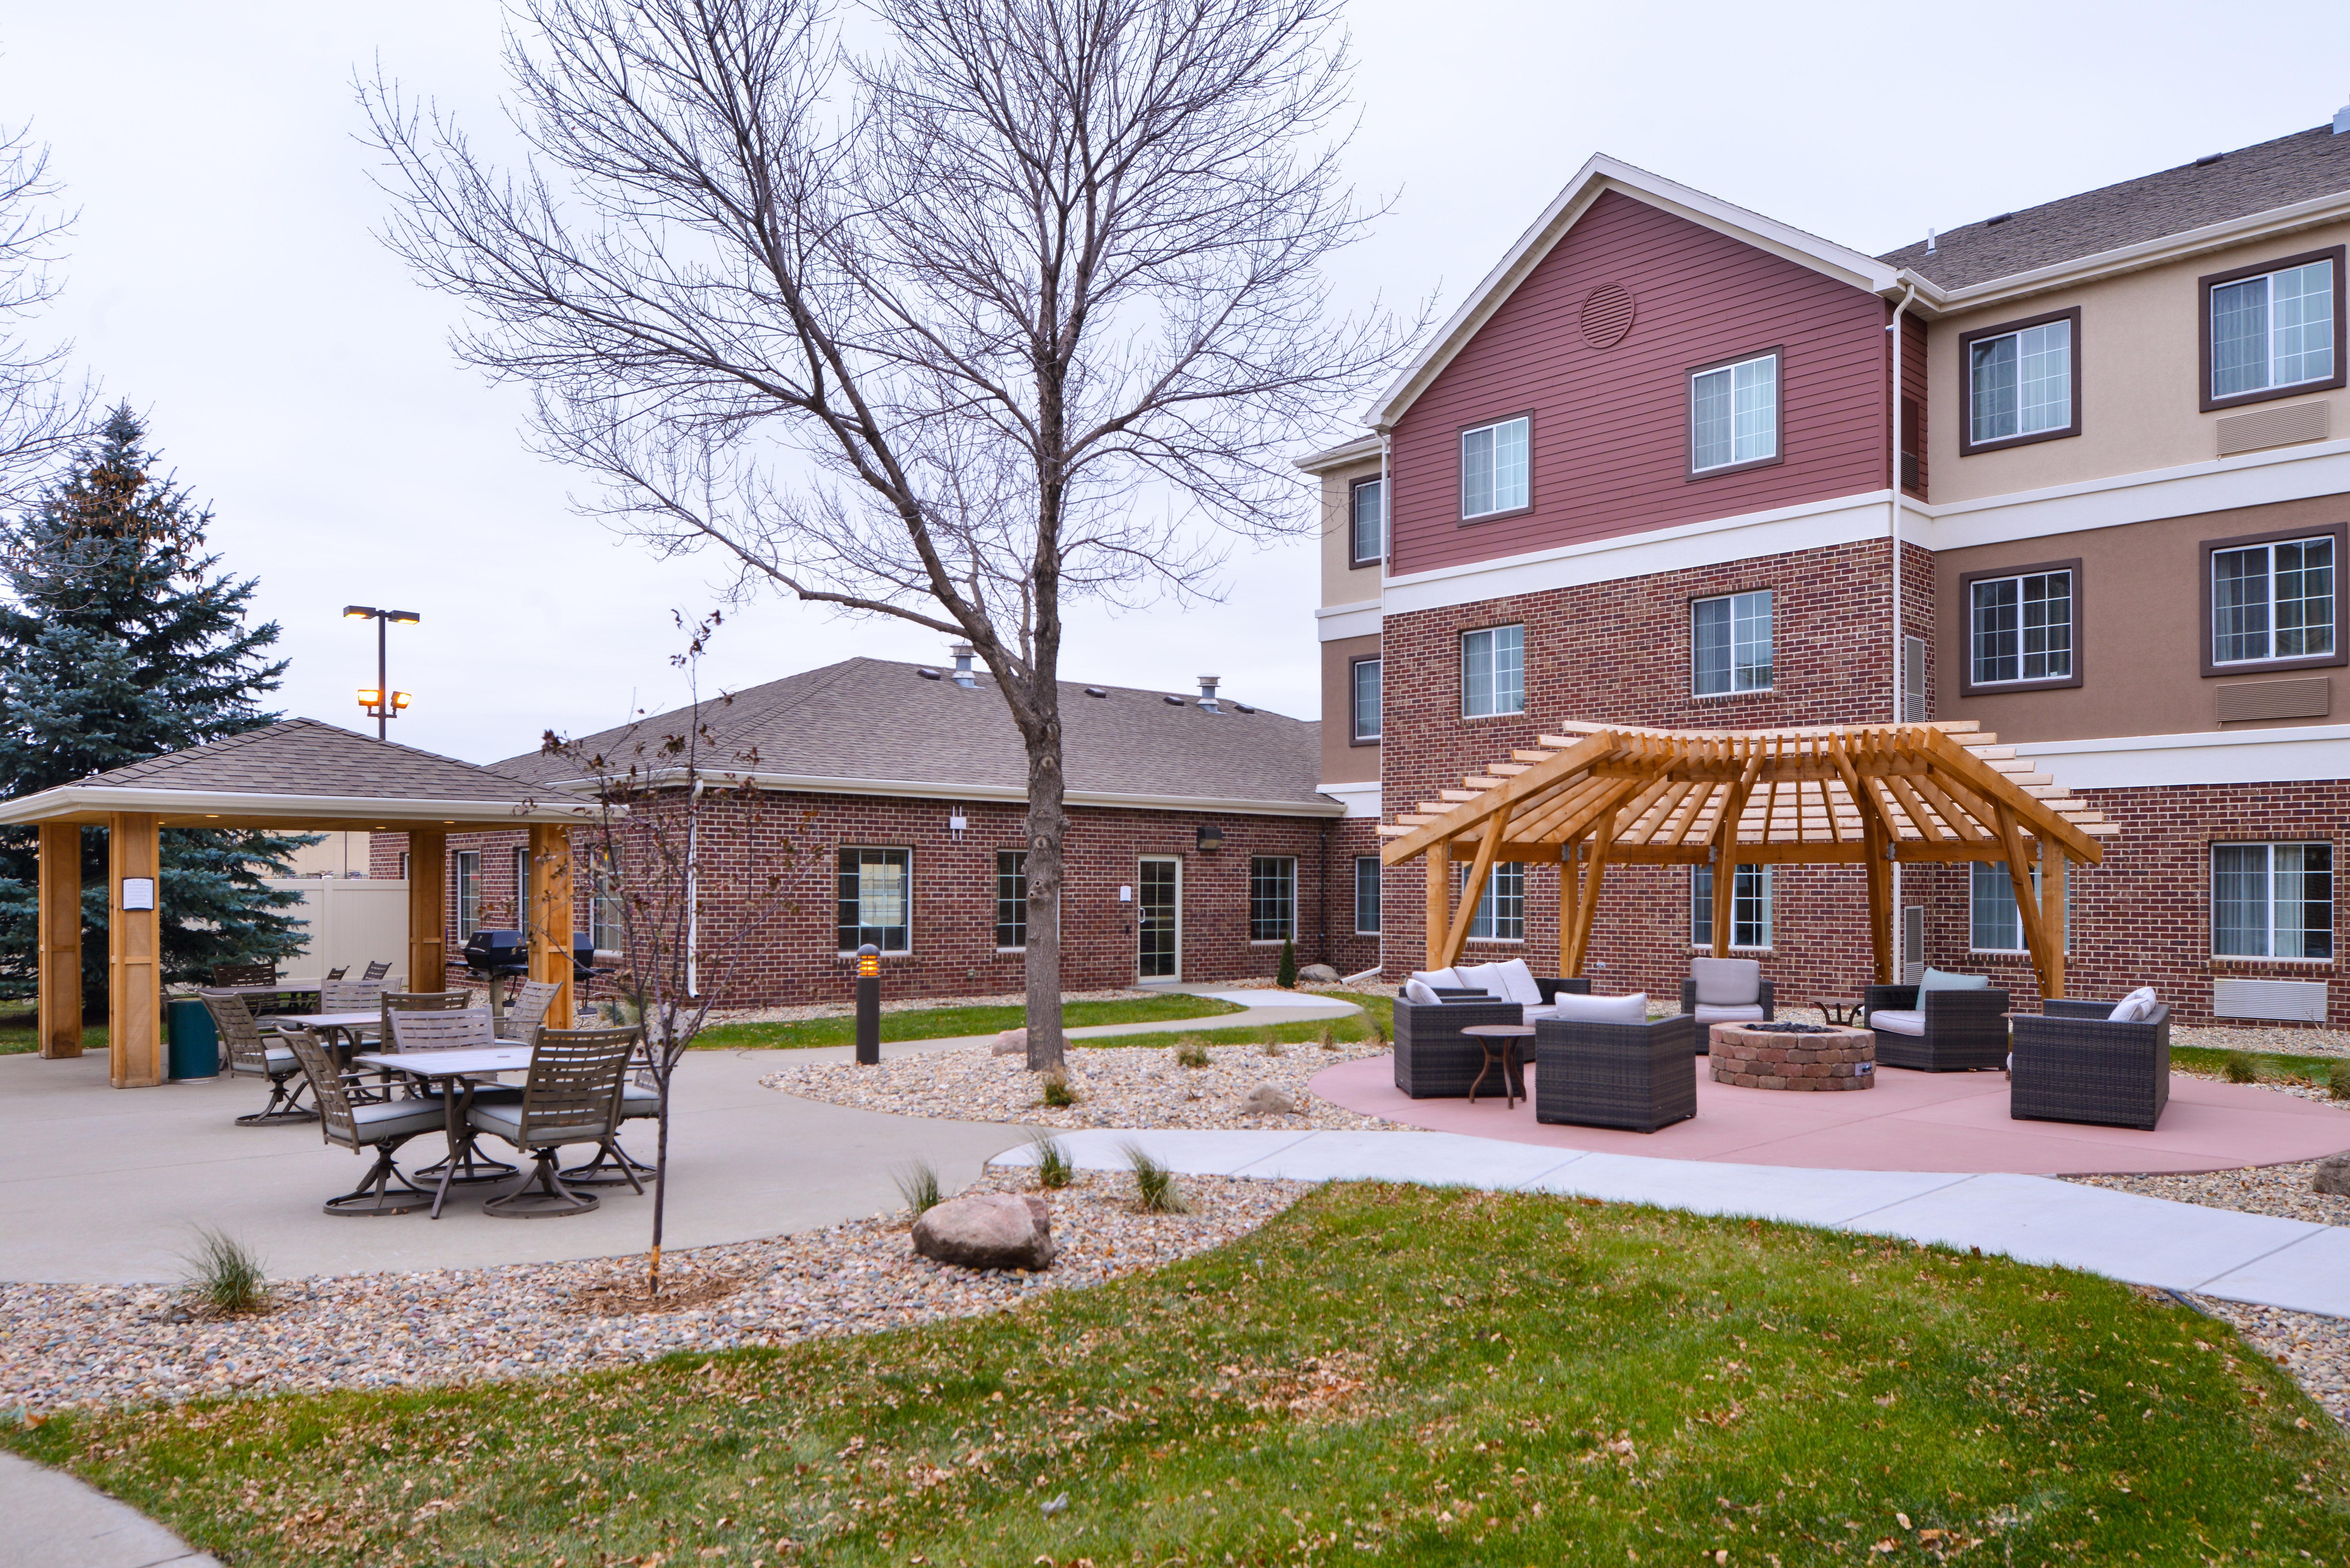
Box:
[761,1037,1398,1131]
[0,1169,1305,1416]
[2189,1296,2350,1429]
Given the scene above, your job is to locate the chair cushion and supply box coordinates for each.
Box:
[1919,968,1990,993]
[1409,968,1467,993]
[1492,958,1545,1007]
[1690,957,1762,1006]
[1454,961,1507,999]
[1402,978,1440,1006]
[1871,1008,1927,1036]
[1693,1002,1766,1025]
[1548,991,1648,1025]
[619,1085,659,1117]
[468,1101,613,1146]
[2108,987,2159,1022]
[347,1099,449,1142]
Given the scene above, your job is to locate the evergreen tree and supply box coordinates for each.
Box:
[0,405,314,1010]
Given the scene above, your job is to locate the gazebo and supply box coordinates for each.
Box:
[1380,720,2118,1002]
[0,720,603,1088]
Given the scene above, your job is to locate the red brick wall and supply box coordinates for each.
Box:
[376,790,1373,1008]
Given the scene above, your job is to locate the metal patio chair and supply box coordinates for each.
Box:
[468,1026,640,1217]
[385,1005,520,1182]
[497,980,563,1047]
[562,1037,659,1189]
[201,989,312,1125]
[326,965,349,981]
[362,960,393,981]
[279,1025,443,1216]
[211,961,277,988]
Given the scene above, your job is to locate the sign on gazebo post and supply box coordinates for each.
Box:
[1381,720,2117,1004]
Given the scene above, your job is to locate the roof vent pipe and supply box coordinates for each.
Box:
[2335,96,2350,134]
[1198,675,1221,713]
[1924,227,1936,255]
[949,643,977,689]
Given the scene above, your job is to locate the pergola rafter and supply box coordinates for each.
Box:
[1382,720,2116,1000]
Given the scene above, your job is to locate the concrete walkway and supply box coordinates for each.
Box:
[991,1128,2350,1318]
[0,1451,219,1568]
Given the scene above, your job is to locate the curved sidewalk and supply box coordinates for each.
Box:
[0,1451,218,1568]
[990,1127,2350,1319]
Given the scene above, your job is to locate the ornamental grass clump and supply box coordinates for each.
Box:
[893,1159,944,1216]
[1123,1142,1190,1214]
[1032,1137,1074,1190]
[1172,1037,1210,1069]
[1040,1069,1079,1107]
[2330,1066,2350,1101]
[1260,1028,1285,1057]
[182,1228,269,1317]
[2223,1053,2260,1085]
[1317,1022,1339,1051]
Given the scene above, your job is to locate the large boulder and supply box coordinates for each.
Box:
[2313,1153,2350,1197]
[1238,1084,1299,1116]
[912,1193,1056,1270]
[1298,963,1342,984]
[991,1027,1027,1057]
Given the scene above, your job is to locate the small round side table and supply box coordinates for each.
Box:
[1459,1023,1535,1108]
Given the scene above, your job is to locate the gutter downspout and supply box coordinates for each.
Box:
[686,779,705,998]
[1886,276,1918,982]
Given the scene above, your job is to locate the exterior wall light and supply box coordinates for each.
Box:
[1196,824,1223,852]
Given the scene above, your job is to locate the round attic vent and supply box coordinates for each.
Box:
[1579,283,1636,350]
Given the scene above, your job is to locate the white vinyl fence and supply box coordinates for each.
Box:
[262,878,410,980]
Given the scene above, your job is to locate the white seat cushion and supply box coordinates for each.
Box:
[1409,968,1467,993]
[1690,957,1762,1006]
[1546,991,1648,1026]
[1870,1008,1927,1036]
[468,1101,612,1146]
[1693,1002,1766,1025]
[619,1085,659,1118]
[347,1099,449,1142]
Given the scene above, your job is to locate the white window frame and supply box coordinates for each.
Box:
[1969,862,2073,955]
[1249,856,1298,943]
[1692,590,1772,696]
[590,846,624,953]
[1967,319,2073,446]
[454,850,481,940]
[1968,569,2073,687]
[1460,624,1524,718]
[511,845,529,931]
[1353,856,1381,936]
[1350,656,1381,742]
[1465,862,1525,943]
[1689,351,1780,474]
[1459,416,1529,519]
[2210,258,2336,402]
[837,846,913,955]
[1691,863,1772,951]
[1349,476,1385,566]
[2211,841,2333,961]
[2211,536,2335,667]
[995,849,1027,952]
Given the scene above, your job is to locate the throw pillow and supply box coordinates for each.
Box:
[1546,991,1648,1026]
[2108,987,2158,1022]
[1453,961,1503,999]
[1495,957,1546,1007]
[1402,978,1440,1006]
[1408,968,1465,993]
[1690,956,1761,1006]
[1918,967,1990,993]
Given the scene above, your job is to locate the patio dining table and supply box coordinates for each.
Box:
[352,1045,532,1219]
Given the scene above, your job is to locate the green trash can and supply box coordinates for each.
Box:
[166,997,220,1080]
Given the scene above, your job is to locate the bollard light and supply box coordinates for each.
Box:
[858,951,880,978]
[854,943,881,1064]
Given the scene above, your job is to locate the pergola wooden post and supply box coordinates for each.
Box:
[1382,720,2116,1002]
[527,823,575,1028]
[408,828,448,993]
[37,823,81,1058]
[107,812,163,1088]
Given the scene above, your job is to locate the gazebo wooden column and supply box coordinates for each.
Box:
[107,813,163,1088]
[37,823,81,1058]
[407,828,447,992]
[527,824,575,1028]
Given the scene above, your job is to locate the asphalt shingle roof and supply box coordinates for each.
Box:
[76,718,547,803]
[499,658,1333,810]
[1877,124,2350,290]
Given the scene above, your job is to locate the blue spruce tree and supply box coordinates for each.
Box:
[0,405,315,1011]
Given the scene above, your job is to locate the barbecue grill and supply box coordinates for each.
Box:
[465,929,603,983]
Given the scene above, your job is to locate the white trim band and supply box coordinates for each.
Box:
[2014,723,2350,789]
[1315,780,1383,819]
[542,769,1348,819]
[1316,599,1383,641]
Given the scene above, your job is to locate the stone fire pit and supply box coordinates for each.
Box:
[1710,1021,1875,1092]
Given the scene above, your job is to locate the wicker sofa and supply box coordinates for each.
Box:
[2009,998,2172,1131]
[1392,977,1589,1099]
[1533,1012,1698,1133]
[1862,982,2011,1072]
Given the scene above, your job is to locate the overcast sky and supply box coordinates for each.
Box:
[2,0,2346,765]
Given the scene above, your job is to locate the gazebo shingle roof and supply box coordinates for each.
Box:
[74,718,547,803]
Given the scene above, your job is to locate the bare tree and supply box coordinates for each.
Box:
[540,613,794,1299]
[0,118,93,502]
[364,0,1413,1070]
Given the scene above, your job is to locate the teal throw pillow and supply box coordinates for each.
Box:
[1918,967,1989,992]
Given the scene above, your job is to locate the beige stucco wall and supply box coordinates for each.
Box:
[1927,218,2350,505]
[1938,494,2347,743]
[1320,633,1382,783]
[1317,456,1385,608]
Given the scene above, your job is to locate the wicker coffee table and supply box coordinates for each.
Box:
[1710,1021,1875,1091]
[1459,1023,1534,1108]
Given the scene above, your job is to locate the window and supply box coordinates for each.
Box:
[1689,351,1780,474]
[1692,864,1771,950]
[397,851,410,880]
[1693,590,1772,696]
[2205,249,2341,409]
[1460,416,1529,518]
[590,848,624,952]
[1353,856,1381,935]
[512,846,529,928]
[1959,309,2077,454]
[995,850,1027,951]
[1965,565,2076,690]
[2210,533,2336,668]
[837,847,911,953]
[1970,862,2072,954]
[1461,625,1524,717]
[1465,862,1525,941]
[1350,657,1381,742]
[1249,856,1297,942]
[1349,476,1385,565]
[2212,842,2333,959]
[454,850,481,940]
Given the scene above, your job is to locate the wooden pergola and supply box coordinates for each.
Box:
[0,720,603,1088]
[1381,720,2118,1001]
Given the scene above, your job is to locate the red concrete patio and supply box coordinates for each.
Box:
[1310,1055,2350,1175]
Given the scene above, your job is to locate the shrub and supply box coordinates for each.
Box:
[183,1228,269,1316]
[1041,1070,1079,1107]
[1033,1137,1074,1189]
[1122,1142,1190,1214]
[1260,1027,1285,1057]
[2331,1066,2350,1101]
[1172,1037,1210,1069]
[894,1159,944,1216]
[1276,938,1298,989]
[1316,1022,1339,1052]
[2223,1053,2260,1085]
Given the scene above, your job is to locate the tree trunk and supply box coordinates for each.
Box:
[1022,714,1068,1073]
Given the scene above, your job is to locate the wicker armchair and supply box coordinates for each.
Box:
[200,989,311,1125]
[279,1025,443,1215]
[2010,999,2172,1131]
[1392,977,1590,1098]
[467,1026,640,1217]
[1534,1013,1698,1134]
[1678,957,1776,1052]
[1863,983,2011,1072]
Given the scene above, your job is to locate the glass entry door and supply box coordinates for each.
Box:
[1138,856,1182,980]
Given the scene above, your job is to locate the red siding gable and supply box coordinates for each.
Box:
[1390,191,1890,576]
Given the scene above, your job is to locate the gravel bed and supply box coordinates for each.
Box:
[2188,1296,2350,1429]
[2172,1023,2350,1060]
[2068,1159,2350,1228]
[0,1169,1305,1416]
[763,1037,1399,1131]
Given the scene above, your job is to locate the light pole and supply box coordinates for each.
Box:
[343,606,420,739]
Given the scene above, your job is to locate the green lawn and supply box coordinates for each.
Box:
[692,992,1248,1050]
[1079,990,1395,1050]
[9,1183,2343,1566]
[0,1011,102,1056]
[2174,1043,2346,1089]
